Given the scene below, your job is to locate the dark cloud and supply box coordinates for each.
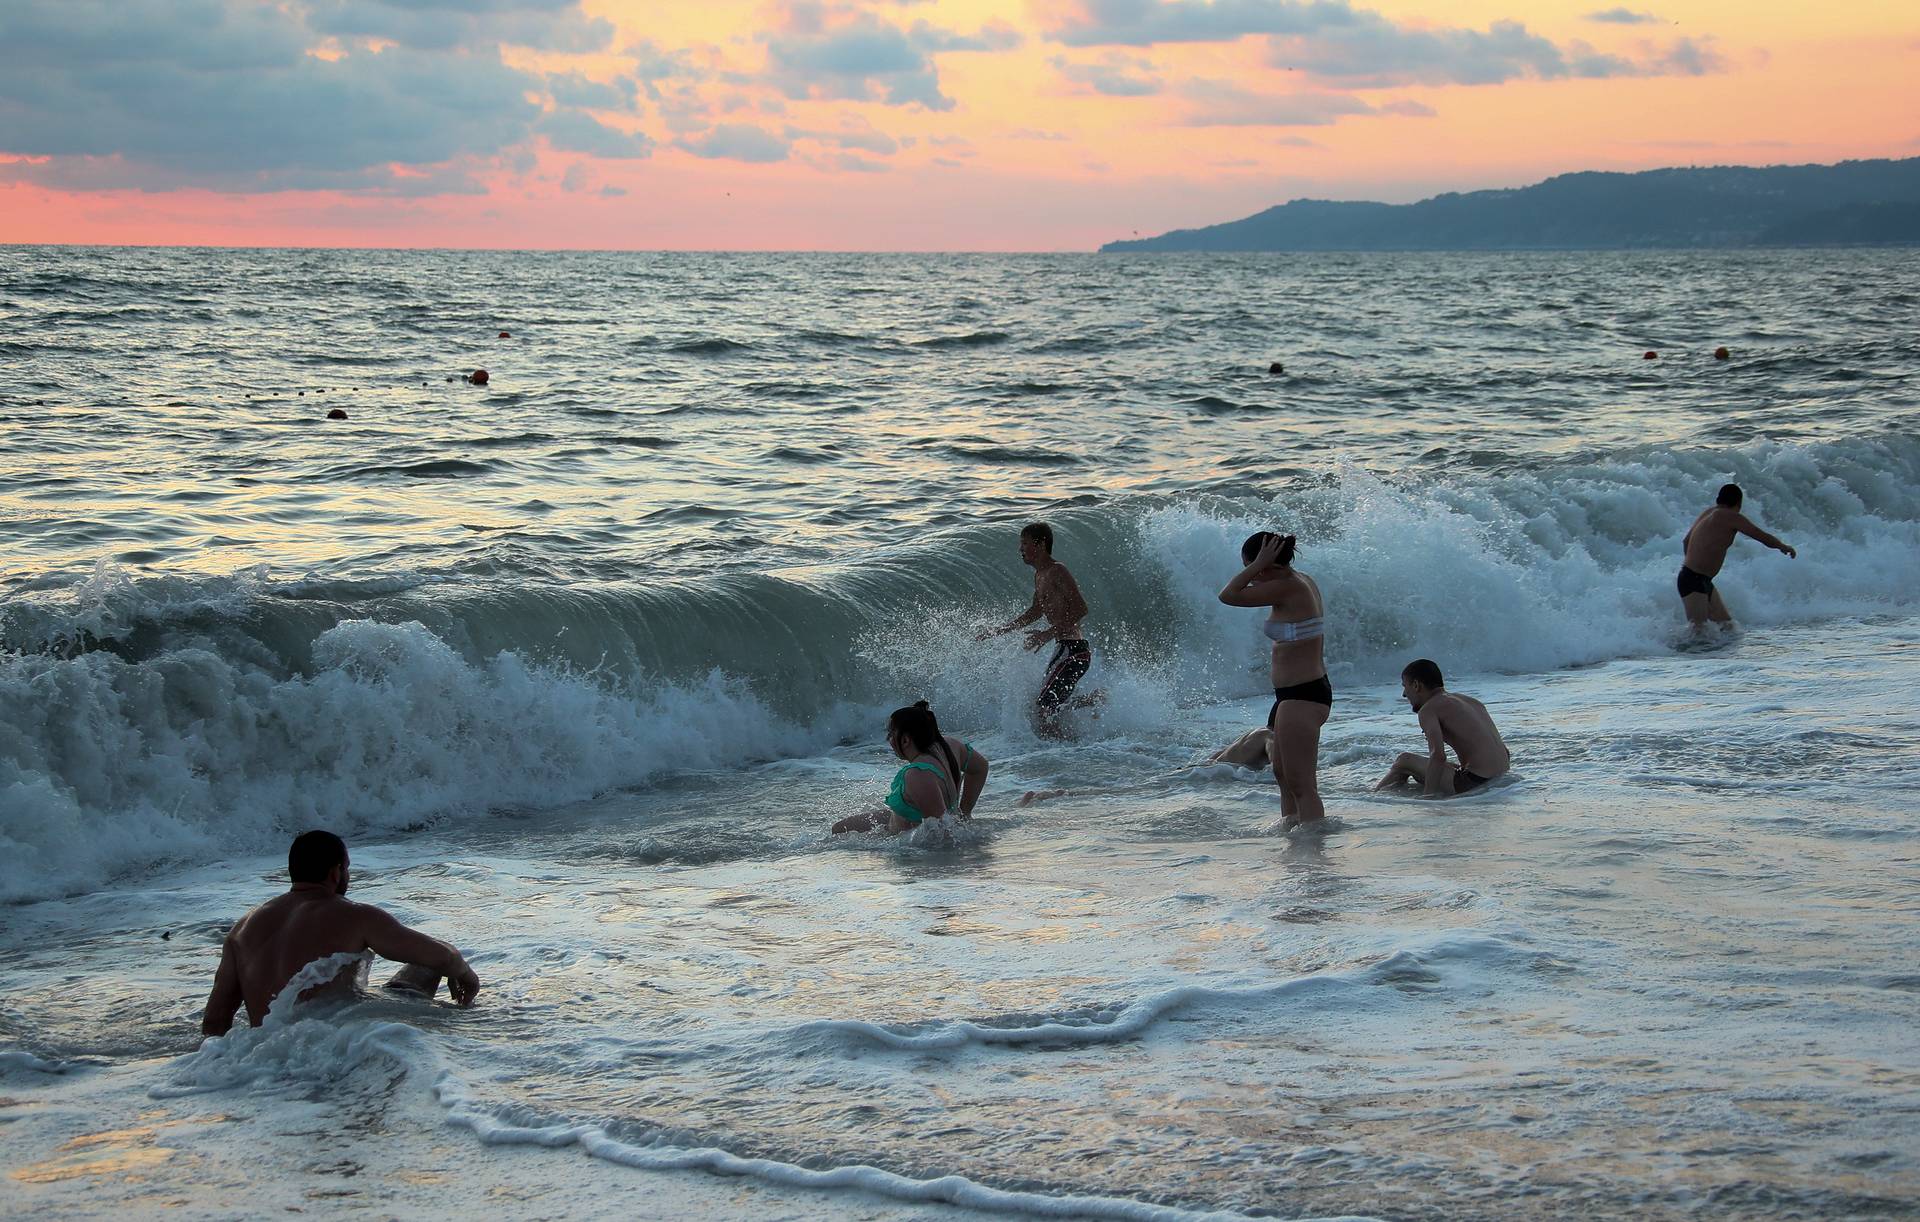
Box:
[303,0,615,52]
[1047,0,1367,47]
[676,124,792,163]
[1585,7,1661,23]
[1049,1,1725,88]
[763,8,952,109]
[540,112,655,159]
[1177,80,1374,126]
[759,4,1022,111]
[548,71,635,111]
[1053,53,1165,96]
[0,0,648,194]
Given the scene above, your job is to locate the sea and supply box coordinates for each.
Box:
[2,245,1917,1220]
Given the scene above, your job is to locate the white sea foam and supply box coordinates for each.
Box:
[437,1076,1371,1221]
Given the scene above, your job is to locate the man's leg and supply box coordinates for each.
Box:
[1682,591,1713,631]
[1373,751,1426,791]
[1706,588,1734,627]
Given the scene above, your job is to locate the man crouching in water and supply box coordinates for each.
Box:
[200,830,480,1036]
[1374,659,1511,798]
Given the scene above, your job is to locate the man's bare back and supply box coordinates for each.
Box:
[1684,506,1794,578]
[202,833,478,1036]
[1420,692,1510,781]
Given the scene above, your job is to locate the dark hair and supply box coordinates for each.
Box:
[289,830,348,883]
[1401,659,1444,690]
[1020,522,1053,552]
[889,701,963,798]
[1716,483,1743,508]
[1239,531,1297,568]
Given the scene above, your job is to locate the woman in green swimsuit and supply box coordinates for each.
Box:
[831,702,990,835]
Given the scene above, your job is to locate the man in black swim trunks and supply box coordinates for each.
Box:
[1678,483,1796,632]
[978,522,1093,738]
[1374,659,1511,798]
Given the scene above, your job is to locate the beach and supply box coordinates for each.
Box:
[4,246,1918,1219]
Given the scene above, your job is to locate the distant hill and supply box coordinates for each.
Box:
[1100,158,1920,252]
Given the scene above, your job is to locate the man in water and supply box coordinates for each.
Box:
[1374,659,1511,798]
[1677,483,1796,631]
[978,522,1093,737]
[200,830,480,1036]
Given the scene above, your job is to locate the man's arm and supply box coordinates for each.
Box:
[1419,706,1450,798]
[201,932,245,1037]
[360,907,481,1006]
[1734,514,1795,558]
[981,593,1043,639]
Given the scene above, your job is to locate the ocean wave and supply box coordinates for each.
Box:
[667,337,753,356]
[909,330,1010,349]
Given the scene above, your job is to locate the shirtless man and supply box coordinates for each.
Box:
[1677,483,1796,631]
[978,522,1092,737]
[1374,659,1511,798]
[200,830,480,1036]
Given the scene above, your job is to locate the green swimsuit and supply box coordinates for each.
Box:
[884,744,969,825]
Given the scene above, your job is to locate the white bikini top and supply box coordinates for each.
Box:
[1263,616,1324,643]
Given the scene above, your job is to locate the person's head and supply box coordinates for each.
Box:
[1018,522,1053,567]
[289,830,349,894]
[1400,658,1445,711]
[1239,531,1297,569]
[886,701,943,759]
[1716,483,1743,508]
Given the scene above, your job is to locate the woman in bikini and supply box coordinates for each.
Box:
[1218,532,1331,829]
[831,702,990,835]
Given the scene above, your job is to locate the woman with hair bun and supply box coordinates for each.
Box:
[831,702,990,835]
[1218,531,1331,829]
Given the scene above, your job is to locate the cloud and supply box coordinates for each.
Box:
[676,123,791,162]
[831,153,889,172]
[1047,1,1725,88]
[759,4,1021,111]
[1046,0,1367,47]
[540,112,655,158]
[1052,53,1165,96]
[1177,79,1375,126]
[1378,99,1435,116]
[0,0,648,193]
[548,71,634,111]
[1585,7,1660,23]
[303,0,615,53]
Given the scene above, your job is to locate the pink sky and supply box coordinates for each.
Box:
[1,0,1915,250]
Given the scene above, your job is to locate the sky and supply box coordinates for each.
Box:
[1,0,1916,250]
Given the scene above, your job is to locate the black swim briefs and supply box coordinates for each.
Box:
[1267,674,1334,726]
[1452,767,1490,795]
[1038,640,1091,712]
[1676,565,1714,599]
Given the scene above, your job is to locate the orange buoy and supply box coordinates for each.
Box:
[1643,351,1658,360]
[1714,346,1730,360]
[498,331,511,339]
[469,369,490,385]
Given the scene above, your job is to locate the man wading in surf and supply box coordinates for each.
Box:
[200,830,480,1035]
[1676,483,1796,633]
[978,522,1094,738]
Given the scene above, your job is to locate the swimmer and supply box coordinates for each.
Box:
[977,522,1093,738]
[1373,659,1511,798]
[832,702,989,835]
[200,831,480,1035]
[1219,531,1331,829]
[1677,483,1796,633]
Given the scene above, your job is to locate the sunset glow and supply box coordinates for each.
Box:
[2,0,1916,250]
